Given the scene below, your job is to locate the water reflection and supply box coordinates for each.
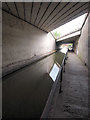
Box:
[2,51,65,118]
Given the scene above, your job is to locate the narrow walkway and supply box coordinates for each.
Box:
[48,52,88,118]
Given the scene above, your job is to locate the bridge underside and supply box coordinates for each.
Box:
[1,1,90,119]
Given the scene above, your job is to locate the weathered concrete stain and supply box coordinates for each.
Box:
[2,11,56,68]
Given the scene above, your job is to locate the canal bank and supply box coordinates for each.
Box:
[48,52,88,118]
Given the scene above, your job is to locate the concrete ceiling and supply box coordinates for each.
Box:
[56,34,80,45]
[2,2,88,33]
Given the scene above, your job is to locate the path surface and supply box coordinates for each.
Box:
[48,52,88,118]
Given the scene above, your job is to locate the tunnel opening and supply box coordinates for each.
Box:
[60,43,73,52]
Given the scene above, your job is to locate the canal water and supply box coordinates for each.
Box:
[2,51,65,118]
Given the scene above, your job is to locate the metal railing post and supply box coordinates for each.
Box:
[59,54,67,94]
[59,67,63,93]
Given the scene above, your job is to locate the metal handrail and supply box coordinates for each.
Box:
[59,52,68,93]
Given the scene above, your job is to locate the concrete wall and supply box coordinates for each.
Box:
[74,12,90,117]
[88,9,90,118]
[88,12,90,70]
[74,13,89,67]
[2,11,56,75]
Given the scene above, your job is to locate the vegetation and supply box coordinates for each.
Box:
[53,31,60,39]
[68,43,73,48]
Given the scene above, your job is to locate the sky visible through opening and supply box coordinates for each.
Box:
[51,13,88,40]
